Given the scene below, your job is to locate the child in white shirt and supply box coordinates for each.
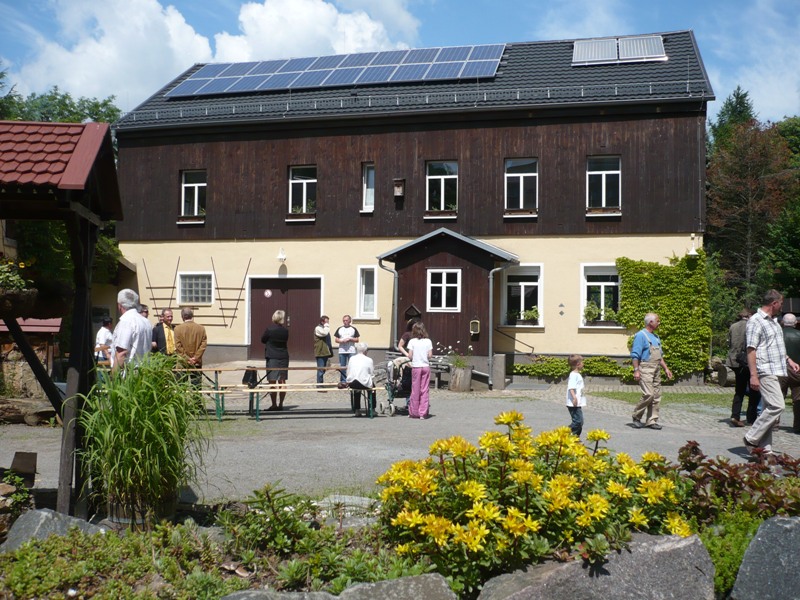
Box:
[566,354,586,437]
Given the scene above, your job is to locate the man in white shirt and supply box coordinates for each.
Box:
[334,314,360,387]
[94,317,113,362]
[346,342,374,416]
[111,289,153,372]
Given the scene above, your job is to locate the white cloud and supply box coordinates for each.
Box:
[531,0,630,41]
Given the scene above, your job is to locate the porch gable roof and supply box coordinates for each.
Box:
[377,227,519,264]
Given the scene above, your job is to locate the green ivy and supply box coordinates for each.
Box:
[616,252,711,379]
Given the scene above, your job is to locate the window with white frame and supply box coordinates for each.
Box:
[505,266,541,324]
[181,170,207,217]
[362,163,375,212]
[289,166,317,214]
[582,265,619,324]
[179,273,213,305]
[427,269,461,311]
[358,266,377,318]
[505,158,538,211]
[426,161,458,211]
[586,157,621,210]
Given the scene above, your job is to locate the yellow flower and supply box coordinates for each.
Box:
[449,436,478,458]
[429,439,450,455]
[395,543,414,555]
[637,478,675,505]
[17,262,26,269]
[457,480,487,502]
[502,507,528,537]
[620,462,647,480]
[628,506,648,529]
[466,501,503,521]
[586,429,611,442]
[495,410,525,426]
[640,451,666,464]
[454,519,490,552]
[421,514,455,547]
[409,468,439,496]
[606,480,633,499]
[380,484,404,501]
[665,512,693,537]
[479,430,514,454]
[391,508,425,528]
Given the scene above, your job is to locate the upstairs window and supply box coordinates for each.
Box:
[505,158,538,212]
[428,268,461,311]
[586,157,621,213]
[426,161,458,212]
[362,163,375,212]
[179,273,213,305]
[181,170,206,218]
[289,166,317,214]
[582,265,619,324]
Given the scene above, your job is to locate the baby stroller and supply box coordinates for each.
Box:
[379,355,412,416]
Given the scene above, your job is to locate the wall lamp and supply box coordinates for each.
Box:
[687,233,699,257]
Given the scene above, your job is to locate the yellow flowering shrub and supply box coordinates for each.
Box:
[377,411,692,596]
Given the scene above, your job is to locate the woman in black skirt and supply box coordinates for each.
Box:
[261,309,289,411]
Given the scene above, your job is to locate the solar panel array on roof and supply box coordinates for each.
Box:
[572,34,667,66]
[165,44,506,98]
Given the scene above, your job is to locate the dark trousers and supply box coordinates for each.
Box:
[349,380,375,412]
[731,366,761,423]
[568,406,584,437]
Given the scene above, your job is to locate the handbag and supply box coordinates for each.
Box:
[242,367,259,389]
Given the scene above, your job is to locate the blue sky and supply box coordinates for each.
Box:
[0,0,798,122]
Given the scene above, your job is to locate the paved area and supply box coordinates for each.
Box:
[1,361,798,506]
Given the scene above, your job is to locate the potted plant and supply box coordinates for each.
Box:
[506,310,519,325]
[0,257,37,318]
[438,343,473,392]
[78,353,210,528]
[520,306,539,324]
[583,300,601,324]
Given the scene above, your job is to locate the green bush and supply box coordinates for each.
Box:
[698,506,762,597]
[512,355,629,380]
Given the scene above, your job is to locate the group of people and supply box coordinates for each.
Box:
[567,290,799,457]
[94,289,207,379]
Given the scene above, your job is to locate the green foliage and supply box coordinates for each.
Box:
[705,252,747,354]
[1,471,33,521]
[522,306,539,321]
[512,355,627,380]
[379,415,693,596]
[0,257,33,290]
[436,341,473,369]
[2,85,121,123]
[708,86,756,153]
[583,300,601,323]
[776,116,800,169]
[615,253,711,378]
[78,354,211,528]
[762,199,800,298]
[698,506,762,597]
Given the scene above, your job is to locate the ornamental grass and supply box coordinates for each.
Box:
[378,411,693,596]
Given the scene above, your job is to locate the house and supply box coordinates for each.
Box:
[114,30,714,377]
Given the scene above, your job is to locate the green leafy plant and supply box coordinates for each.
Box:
[378,414,693,596]
[583,300,601,323]
[698,506,762,597]
[78,353,211,529]
[1,471,33,523]
[0,257,34,291]
[521,306,539,322]
[506,310,519,324]
[437,341,473,369]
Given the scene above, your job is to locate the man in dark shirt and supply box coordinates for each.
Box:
[779,313,800,433]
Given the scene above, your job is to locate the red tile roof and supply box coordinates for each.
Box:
[0,121,110,189]
[0,317,62,333]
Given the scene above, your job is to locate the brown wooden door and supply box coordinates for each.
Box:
[249,278,321,360]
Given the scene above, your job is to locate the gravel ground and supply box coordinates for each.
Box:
[1,360,798,505]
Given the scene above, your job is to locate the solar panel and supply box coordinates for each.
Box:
[436,46,471,62]
[290,69,334,88]
[310,55,345,70]
[358,65,397,84]
[403,48,440,64]
[339,52,378,67]
[425,62,464,80]
[280,57,317,72]
[250,60,289,75]
[197,77,241,94]
[166,43,507,97]
[220,62,260,77]
[461,60,499,78]
[371,50,409,66]
[573,38,618,64]
[258,72,301,89]
[227,75,273,93]
[618,35,666,61]
[390,63,431,82]
[469,44,505,60]
[192,63,233,78]
[321,67,364,86]
[166,78,212,97]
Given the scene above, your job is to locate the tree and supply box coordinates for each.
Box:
[776,116,800,169]
[708,86,756,153]
[0,65,21,120]
[706,120,798,303]
[11,86,120,123]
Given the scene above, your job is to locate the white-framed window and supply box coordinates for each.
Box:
[289,166,317,214]
[362,163,375,212]
[426,161,458,211]
[427,268,461,312]
[181,170,207,217]
[582,264,619,324]
[357,266,377,318]
[505,158,538,211]
[178,273,214,305]
[586,156,621,211]
[504,265,542,324]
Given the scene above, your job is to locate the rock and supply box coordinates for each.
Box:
[340,574,457,600]
[731,516,800,600]
[221,591,335,599]
[478,534,714,600]
[0,483,17,497]
[0,508,108,553]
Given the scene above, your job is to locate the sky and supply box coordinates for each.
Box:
[0,0,798,122]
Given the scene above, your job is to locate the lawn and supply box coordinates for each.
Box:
[590,391,732,409]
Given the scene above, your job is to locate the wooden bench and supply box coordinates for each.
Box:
[385,351,450,389]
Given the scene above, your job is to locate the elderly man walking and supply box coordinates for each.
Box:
[778,313,800,434]
[111,289,152,372]
[630,312,673,430]
[744,290,800,455]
